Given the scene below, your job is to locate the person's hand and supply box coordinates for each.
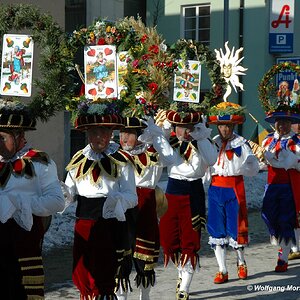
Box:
[279,149,298,170]
[264,150,275,163]
[102,192,126,221]
[189,116,212,140]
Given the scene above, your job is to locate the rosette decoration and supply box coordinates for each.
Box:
[66,16,177,121]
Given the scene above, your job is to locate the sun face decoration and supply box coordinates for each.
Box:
[214,41,247,102]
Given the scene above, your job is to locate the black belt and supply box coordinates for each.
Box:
[76,195,106,220]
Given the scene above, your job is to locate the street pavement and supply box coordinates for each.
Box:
[44,210,300,300]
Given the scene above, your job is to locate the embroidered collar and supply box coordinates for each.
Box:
[214,134,244,165]
[66,145,133,185]
[0,147,49,187]
[126,145,159,177]
[82,142,120,161]
[263,131,300,156]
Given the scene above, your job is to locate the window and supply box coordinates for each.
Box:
[182,4,210,46]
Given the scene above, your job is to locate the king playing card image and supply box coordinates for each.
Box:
[1,34,34,97]
[173,60,201,103]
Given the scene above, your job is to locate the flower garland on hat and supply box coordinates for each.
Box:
[0,3,73,122]
[66,16,176,120]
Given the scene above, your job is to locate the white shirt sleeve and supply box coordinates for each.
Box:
[30,160,65,215]
[197,139,218,166]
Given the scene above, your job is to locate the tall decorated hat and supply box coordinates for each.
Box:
[258,62,300,124]
[0,99,36,131]
[208,101,245,125]
[72,99,125,130]
[65,16,177,129]
[208,42,248,125]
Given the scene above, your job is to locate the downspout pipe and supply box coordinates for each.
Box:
[238,0,244,134]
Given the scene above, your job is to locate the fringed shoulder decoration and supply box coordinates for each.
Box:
[109,149,135,166]
[0,148,49,188]
[170,137,198,162]
[66,149,133,185]
[132,146,159,177]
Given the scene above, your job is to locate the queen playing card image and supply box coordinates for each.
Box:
[173,60,201,103]
[1,34,34,97]
[84,45,118,99]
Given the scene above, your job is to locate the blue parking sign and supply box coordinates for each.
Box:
[269,33,293,53]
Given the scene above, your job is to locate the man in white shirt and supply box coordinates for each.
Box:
[157,109,217,300]
[0,100,65,299]
[65,107,138,300]
[206,102,259,283]
[262,106,300,272]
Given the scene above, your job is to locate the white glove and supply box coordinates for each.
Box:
[59,181,74,213]
[138,117,163,144]
[241,155,259,176]
[189,118,212,140]
[138,130,153,145]
[279,149,298,170]
[264,150,275,164]
[161,119,172,138]
[102,192,126,221]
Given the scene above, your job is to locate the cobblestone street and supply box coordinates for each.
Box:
[44,210,300,299]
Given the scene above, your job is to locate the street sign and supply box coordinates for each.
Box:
[269,0,294,53]
[275,57,300,88]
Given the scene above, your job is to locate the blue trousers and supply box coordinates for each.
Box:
[262,183,296,244]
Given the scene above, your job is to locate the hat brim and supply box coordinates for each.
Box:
[208,115,245,125]
[75,114,124,130]
[75,123,125,131]
[166,110,202,125]
[265,112,300,124]
[0,125,36,131]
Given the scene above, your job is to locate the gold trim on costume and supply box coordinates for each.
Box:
[133,252,156,262]
[132,148,159,177]
[136,237,155,244]
[24,285,44,289]
[21,265,43,271]
[18,256,42,262]
[27,296,44,300]
[66,149,132,185]
[22,275,45,285]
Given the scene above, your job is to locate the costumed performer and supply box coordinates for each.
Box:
[156,109,217,300]
[0,100,65,299]
[262,103,300,272]
[206,102,259,284]
[118,117,171,300]
[64,103,138,299]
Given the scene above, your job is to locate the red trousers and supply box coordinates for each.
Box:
[159,193,201,268]
[73,218,124,299]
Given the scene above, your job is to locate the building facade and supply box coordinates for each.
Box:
[147,0,300,138]
[2,0,298,177]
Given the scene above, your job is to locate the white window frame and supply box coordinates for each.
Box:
[181,3,211,46]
